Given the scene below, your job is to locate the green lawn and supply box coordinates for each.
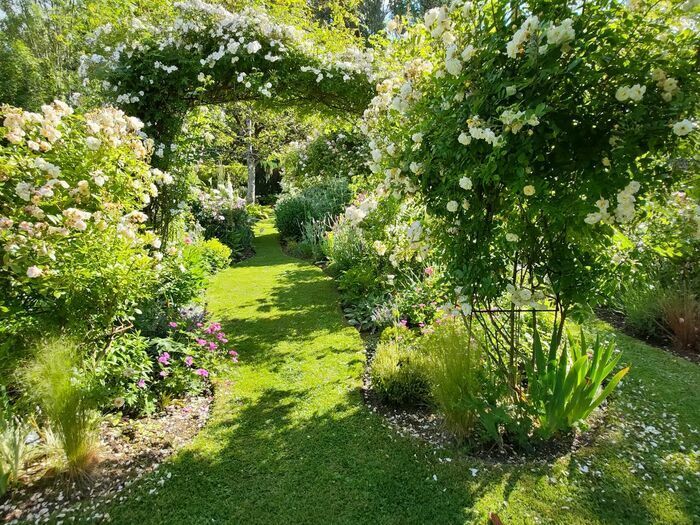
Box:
[72,219,699,524]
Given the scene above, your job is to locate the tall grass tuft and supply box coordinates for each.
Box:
[420,320,486,442]
[23,338,100,479]
[371,339,431,407]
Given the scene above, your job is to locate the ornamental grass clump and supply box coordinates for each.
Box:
[23,338,101,479]
[659,289,699,353]
[420,320,489,442]
[371,339,431,407]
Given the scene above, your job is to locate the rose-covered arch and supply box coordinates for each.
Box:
[82,0,375,155]
[80,0,375,233]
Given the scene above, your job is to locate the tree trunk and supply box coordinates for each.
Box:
[245,117,256,204]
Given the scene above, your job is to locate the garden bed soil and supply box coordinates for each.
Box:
[0,395,212,524]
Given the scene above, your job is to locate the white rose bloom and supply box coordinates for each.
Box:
[86,136,101,150]
[27,266,43,278]
[459,176,473,190]
[461,45,475,61]
[672,119,695,136]
[246,41,262,54]
[373,240,387,256]
[615,86,630,102]
[445,57,462,76]
[523,185,535,196]
[506,233,519,242]
[412,133,423,143]
[458,132,471,145]
[628,84,646,102]
[546,18,575,46]
[446,200,459,212]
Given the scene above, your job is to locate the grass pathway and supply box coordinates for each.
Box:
[101,219,699,524]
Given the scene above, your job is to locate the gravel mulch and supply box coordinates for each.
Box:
[1,395,211,524]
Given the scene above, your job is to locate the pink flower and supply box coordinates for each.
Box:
[195,368,209,377]
[424,266,434,277]
[184,356,194,367]
[196,338,207,346]
[208,341,218,351]
[205,322,222,334]
[229,350,239,363]
[196,322,203,328]
[399,319,408,327]
[137,379,146,389]
[169,322,178,328]
[157,352,170,365]
[184,236,192,245]
[159,370,169,377]
[216,332,227,341]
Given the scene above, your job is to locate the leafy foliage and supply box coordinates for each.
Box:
[526,326,630,439]
[371,336,431,406]
[274,179,351,240]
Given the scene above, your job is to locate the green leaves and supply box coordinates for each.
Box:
[527,325,630,439]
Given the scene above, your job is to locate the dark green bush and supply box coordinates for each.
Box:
[371,339,431,407]
[274,179,351,241]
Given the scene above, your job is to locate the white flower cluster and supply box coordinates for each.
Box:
[499,107,540,134]
[196,184,246,222]
[506,16,540,59]
[1,102,163,279]
[651,69,680,102]
[466,116,501,146]
[3,100,72,148]
[344,196,377,225]
[505,284,545,309]
[585,181,641,225]
[82,1,375,111]
[615,84,646,103]
[545,19,575,46]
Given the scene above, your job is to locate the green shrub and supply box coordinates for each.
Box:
[371,339,431,407]
[420,321,488,442]
[199,238,232,273]
[93,333,157,416]
[193,186,254,259]
[23,338,101,478]
[292,218,329,261]
[620,285,665,339]
[274,179,351,241]
[0,103,164,345]
[135,244,208,337]
[325,217,368,275]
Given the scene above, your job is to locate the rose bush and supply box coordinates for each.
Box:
[0,102,174,339]
[356,0,698,377]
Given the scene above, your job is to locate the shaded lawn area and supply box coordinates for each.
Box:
[74,219,699,524]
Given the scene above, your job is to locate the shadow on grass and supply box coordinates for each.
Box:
[101,221,698,525]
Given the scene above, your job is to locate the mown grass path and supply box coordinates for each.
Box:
[102,219,699,524]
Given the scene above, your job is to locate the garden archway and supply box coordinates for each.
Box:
[82,1,375,232]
